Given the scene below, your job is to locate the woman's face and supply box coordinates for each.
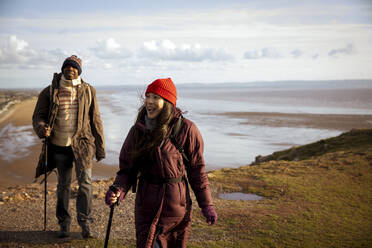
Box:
[145,92,165,119]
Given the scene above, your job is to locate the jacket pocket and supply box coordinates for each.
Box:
[138,181,162,209]
[78,137,95,159]
[74,130,95,158]
[163,182,187,217]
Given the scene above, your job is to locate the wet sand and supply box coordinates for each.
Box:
[0,98,116,187]
[217,112,372,131]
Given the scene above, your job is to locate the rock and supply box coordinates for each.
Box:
[253,154,274,164]
[97,192,105,199]
[13,193,25,202]
[207,173,216,179]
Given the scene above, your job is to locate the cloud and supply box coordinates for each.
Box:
[90,38,132,59]
[0,36,36,65]
[244,47,281,59]
[312,53,319,60]
[139,40,233,62]
[291,49,303,58]
[0,35,70,69]
[328,43,355,58]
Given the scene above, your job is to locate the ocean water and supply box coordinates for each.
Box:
[0,123,37,161]
[97,80,372,170]
[1,80,372,170]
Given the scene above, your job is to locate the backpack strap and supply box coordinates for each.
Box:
[169,116,192,205]
[48,83,58,128]
[170,116,190,164]
[86,84,92,106]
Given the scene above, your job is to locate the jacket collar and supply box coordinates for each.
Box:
[134,117,148,133]
[134,109,182,133]
[52,72,85,89]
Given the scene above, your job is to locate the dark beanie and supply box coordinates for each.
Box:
[61,55,82,75]
[145,78,177,106]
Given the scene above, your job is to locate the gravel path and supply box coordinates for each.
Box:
[0,179,138,246]
[0,177,222,247]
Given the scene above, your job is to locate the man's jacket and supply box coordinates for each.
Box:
[32,73,105,178]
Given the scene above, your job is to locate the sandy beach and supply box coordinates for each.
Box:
[0,98,116,187]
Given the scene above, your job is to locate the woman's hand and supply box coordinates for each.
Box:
[202,205,218,225]
[105,186,125,206]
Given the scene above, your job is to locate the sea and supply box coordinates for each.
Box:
[1,80,372,170]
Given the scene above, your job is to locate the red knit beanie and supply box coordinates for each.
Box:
[145,78,177,106]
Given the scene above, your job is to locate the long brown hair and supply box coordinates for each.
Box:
[130,100,177,163]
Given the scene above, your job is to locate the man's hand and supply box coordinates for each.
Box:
[43,125,51,137]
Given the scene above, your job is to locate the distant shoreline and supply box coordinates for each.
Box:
[1,78,372,90]
[217,111,372,131]
[0,98,116,187]
[1,87,372,187]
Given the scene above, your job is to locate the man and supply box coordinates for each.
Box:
[32,55,105,239]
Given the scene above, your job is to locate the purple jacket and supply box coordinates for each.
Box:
[114,115,213,248]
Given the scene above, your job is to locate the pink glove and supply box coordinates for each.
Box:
[202,205,217,225]
[104,187,125,206]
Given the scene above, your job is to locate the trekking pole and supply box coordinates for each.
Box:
[104,186,119,248]
[43,136,48,231]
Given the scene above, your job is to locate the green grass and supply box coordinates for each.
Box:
[204,129,372,248]
[258,128,372,162]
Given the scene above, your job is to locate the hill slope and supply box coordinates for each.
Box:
[205,129,372,247]
[0,129,371,247]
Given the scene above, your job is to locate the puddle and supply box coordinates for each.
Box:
[219,192,264,201]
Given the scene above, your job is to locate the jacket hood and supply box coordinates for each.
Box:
[52,73,62,89]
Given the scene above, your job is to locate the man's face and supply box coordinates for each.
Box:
[63,65,79,80]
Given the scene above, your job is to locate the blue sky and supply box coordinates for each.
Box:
[0,0,371,88]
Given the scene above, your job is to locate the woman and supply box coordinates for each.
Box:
[105,78,217,248]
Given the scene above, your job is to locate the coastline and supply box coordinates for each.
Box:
[217,111,372,131]
[1,95,372,187]
[0,98,116,187]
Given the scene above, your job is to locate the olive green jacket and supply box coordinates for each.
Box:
[32,73,105,178]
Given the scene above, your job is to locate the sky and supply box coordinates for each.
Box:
[0,0,372,88]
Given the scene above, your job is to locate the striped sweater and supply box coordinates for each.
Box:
[50,76,81,146]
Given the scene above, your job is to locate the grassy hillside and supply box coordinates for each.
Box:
[253,128,372,163]
[195,128,372,247]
